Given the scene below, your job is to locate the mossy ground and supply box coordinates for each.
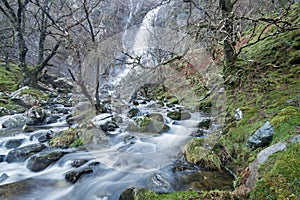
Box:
[138,2,300,199]
[0,63,21,92]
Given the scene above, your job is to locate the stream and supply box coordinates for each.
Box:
[0,1,233,199]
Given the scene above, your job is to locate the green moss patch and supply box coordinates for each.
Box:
[250,143,300,200]
[49,128,80,148]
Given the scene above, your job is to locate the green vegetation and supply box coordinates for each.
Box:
[0,63,21,92]
[49,128,82,148]
[250,143,300,200]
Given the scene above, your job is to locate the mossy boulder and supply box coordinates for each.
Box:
[127,108,140,118]
[167,110,191,120]
[49,128,80,149]
[198,118,211,129]
[126,116,170,134]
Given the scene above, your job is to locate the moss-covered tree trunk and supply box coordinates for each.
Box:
[219,0,236,76]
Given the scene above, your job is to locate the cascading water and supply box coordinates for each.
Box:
[0,1,233,200]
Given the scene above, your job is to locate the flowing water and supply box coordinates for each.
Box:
[0,2,233,200]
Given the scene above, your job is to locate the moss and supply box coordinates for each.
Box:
[0,64,21,92]
[19,88,49,101]
[185,138,222,171]
[134,189,200,200]
[250,143,300,200]
[70,138,85,148]
[49,128,79,148]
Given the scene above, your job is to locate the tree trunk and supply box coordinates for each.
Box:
[220,0,236,76]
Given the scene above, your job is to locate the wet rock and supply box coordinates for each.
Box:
[25,106,46,125]
[198,118,211,129]
[37,132,53,143]
[5,138,25,149]
[0,114,28,129]
[100,121,119,132]
[43,115,60,124]
[191,129,205,137]
[127,108,140,118]
[167,110,191,120]
[126,116,169,134]
[27,151,68,172]
[0,173,8,183]
[29,130,52,141]
[6,143,47,163]
[119,188,135,200]
[146,173,173,193]
[247,121,274,149]
[147,113,164,123]
[65,167,94,183]
[0,155,5,162]
[91,113,113,129]
[67,114,86,125]
[71,159,89,168]
[173,155,199,172]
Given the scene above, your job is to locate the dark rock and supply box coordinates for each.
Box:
[198,118,211,129]
[27,151,67,172]
[191,129,205,137]
[146,173,173,193]
[100,121,119,132]
[247,121,274,149]
[119,188,135,200]
[71,159,89,168]
[126,116,168,134]
[37,132,53,143]
[29,130,52,141]
[67,114,86,125]
[0,173,8,183]
[5,138,25,149]
[173,155,199,172]
[65,167,93,183]
[25,106,46,125]
[0,114,28,129]
[43,115,60,124]
[88,161,100,167]
[127,108,140,118]
[167,110,191,120]
[0,155,5,162]
[6,143,47,163]
[52,77,73,93]
[147,113,164,123]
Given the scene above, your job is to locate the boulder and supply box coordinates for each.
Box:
[65,167,93,183]
[167,110,191,120]
[0,155,5,162]
[100,121,119,132]
[6,143,47,163]
[146,173,173,193]
[198,118,211,129]
[48,128,78,149]
[127,108,140,118]
[0,114,28,129]
[71,159,89,168]
[25,106,46,125]
[52,77,73,93]
[246,142,287,189]
[10,87,46,108]
[147,113,164,123]
[91,113,113,129]
[119,188,135,200]
[5,138,25,149]
[126,116,169,134]
[247,121,274,149]
[0,173,8,183]
[27,151,68,172]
